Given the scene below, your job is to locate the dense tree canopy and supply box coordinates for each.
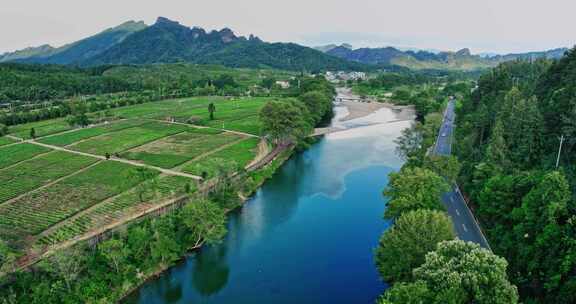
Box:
[383,167,449,219]
[375,210,455,282]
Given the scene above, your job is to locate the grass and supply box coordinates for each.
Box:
[0,161,158,250]
[0,151,97,203]
[38,175,194,245]
[122,130,243,168]
[69,122,188,156]
[0,143,51,169]
[9,118,72,139]
[38,119,146,146]
[0,137,16,147]
[181,137,260,178]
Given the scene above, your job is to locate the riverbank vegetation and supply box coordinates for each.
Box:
[452,48,576,303]
[375,93,518,303]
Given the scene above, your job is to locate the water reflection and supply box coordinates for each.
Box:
[191,246,229,296]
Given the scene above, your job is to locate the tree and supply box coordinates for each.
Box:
[298,91,331,124]
[378,281,434,304]
[99,238,129,274]
[423,155,462,183]
[208,102,216,120]
[29,128,36,139]
[375,210,455,282]
[484,118,510,172]
[261,77,276,90]
[181,200,227,247]
[43,246,86,291]
[409,240,518,304]
[394,123,424,164]
[259,100,312,145]
[383,167,449,219]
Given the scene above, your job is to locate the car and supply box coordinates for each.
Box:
[442,133,446,137]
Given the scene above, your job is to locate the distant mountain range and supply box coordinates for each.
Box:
[1,17,364,71]
[0,17,569,72]
[314,44,569,71]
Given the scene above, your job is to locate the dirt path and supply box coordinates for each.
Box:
[246,139,272,168]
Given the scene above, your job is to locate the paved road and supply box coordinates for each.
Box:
[433,99,491,250]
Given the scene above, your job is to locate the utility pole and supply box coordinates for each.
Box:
[556,135,565,169]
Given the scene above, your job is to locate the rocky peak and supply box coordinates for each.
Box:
[219,28,238,43]
[455,48,472,57]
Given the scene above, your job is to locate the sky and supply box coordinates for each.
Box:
[1,0,575,55]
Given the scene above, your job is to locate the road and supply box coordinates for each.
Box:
[433,99,491,250]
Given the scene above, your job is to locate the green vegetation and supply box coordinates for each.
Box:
[375,210,455,282]
[0,137,15,146]
[0,161,157,252]
[383,167,449,219]
[0,151,97,203]
[452,50,576,303]
[69,122,187,155]
[122,130,241,168]
[0,143,51,169]
[182,137,260,178]
[380,240,519,304]
[1,197,228,303]
[38,119,146,146]
[376,88,518,303]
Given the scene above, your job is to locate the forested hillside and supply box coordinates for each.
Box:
[454,48,576,303]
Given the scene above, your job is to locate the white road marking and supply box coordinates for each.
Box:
[455,209,460,216]
[462,224,468,232]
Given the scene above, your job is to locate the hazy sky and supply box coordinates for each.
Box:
[1,0,575,54]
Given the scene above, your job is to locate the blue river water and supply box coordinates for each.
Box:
[125,105,410,304]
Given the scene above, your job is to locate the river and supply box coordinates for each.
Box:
[125,102,412,304]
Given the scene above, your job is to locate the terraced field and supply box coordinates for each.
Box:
[182,137,260,178]
[0,137,16,146]
[38,175,194,245]
[0,143,51,169]
[69,121,188,155]
[0,162,158,250]
[9,118,72,139]
[0,94,270,256]
[122,129,243,168]
[0,151,97,203]
[38,119,146,146]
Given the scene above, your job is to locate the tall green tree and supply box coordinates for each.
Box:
[383,167,449,219]
[375,210,455,282]
[383,240,518,304]
[182,200,227,247]
[259,100,312,145]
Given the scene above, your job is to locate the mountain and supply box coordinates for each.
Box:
[314,43,352,53]
[5,21,147,64]
[0,44,57,62]
[82,17,364,71]
[321,44,569,71]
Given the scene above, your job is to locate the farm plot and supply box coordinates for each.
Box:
[181,137,260,178]
[206,115,262,135]
[0,137,16,147]
[69,121,188,156]
[0,161,158,250]
[121,129,243,168]
[0,143,51,169]
[38,119,146,146]
[9,118,72,139]
[0,151,97,203]
[38,175,194,245]
[111,97,219,120]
